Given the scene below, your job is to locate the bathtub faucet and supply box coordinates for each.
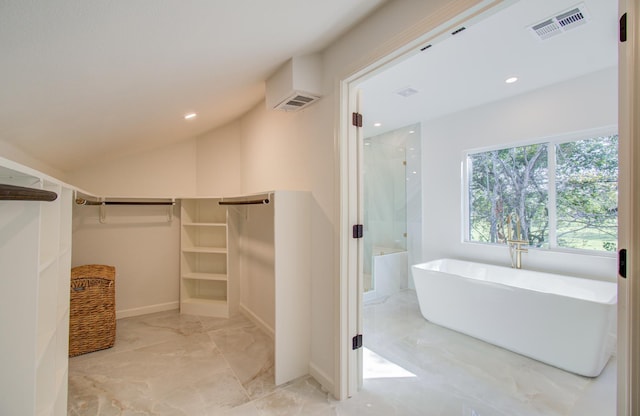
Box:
[508,239,528,269]
[506,213,528,269]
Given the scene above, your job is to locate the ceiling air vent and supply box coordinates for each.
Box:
[274,92,320,112]
[395,86,419,98]
[529,3,590,41]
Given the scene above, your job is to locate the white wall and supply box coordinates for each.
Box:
[67,122,241,318]
[422,67,618,281]
[71,203,181,318]
[239,103,311,194]
[196,121,242,196]
[232,203,276,333]
[68,138,198,198]
[67,139,196,318]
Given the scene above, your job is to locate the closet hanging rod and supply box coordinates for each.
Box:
[75,198,175,206]
[1,183,58,202]
[219,198,270,206]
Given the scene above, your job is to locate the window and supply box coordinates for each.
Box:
[466,134,618,253]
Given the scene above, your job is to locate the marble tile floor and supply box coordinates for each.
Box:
[361,290,616,416]
[68,290,617,415]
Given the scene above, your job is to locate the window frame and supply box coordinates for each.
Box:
[462,126,618,257]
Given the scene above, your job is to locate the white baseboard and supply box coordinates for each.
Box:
[116,301,179,319]
[309,362,334,396]
[239,303,275,339]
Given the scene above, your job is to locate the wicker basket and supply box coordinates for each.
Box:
[69,264,116,357]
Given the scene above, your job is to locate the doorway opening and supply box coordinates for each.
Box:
[344,0,621,413]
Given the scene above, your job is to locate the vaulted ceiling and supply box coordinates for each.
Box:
[1,0,618,174]
[0,0,386,172]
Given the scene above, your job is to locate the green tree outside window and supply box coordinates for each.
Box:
[467,135,618,252]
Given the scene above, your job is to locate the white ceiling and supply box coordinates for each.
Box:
[0,0,386,172]
[360,0,618,138]
[1,0,618,173]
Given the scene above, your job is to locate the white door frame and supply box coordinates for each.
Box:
[336,0,639,413]
[335,79,361,400]
[336,0,517,400]
[617,0,640,413]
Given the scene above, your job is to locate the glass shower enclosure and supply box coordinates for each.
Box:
[363,124,421,301]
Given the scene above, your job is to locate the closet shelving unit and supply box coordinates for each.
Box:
[0,158,73,416]
[180,192,311,386]
[180,198,233,317]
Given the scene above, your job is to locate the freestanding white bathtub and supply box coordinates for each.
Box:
[411,259,617,377]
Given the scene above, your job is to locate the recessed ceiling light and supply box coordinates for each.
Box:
[184,112,197,120]
[374,122,382,127]
[505,77,519,84]
[409,130,415,134]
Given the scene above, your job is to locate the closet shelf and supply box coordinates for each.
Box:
[39,255,57,274]
[181,247,227,254]
[57,305,69,326]
[181,272,227,281]
[182,222,226,227]
[59,245,72,258]
[1,158,72,415]
[36,328,56,367]
[54,368,68,401]
[36,405,53,416]
[182,296,227,304]
[180,198,231,318]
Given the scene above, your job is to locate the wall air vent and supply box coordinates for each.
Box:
[529,3,590,41]
[266,55,322,112]
[274,91,320,112]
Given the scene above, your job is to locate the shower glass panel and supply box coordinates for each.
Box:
[363,124,419,295]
